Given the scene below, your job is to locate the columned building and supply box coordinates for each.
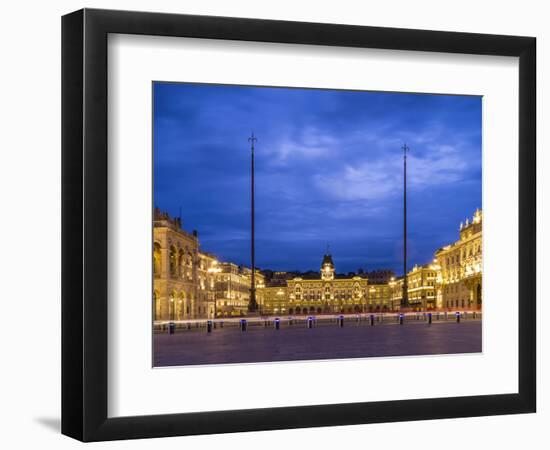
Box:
[153,209,218,321]
[213,263,265,317]
[434,208,483,310]
[389,264,438,311]
[259,254,393,315]
[153,209,265,320]
[153,209,201,320]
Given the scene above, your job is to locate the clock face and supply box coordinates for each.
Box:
[322,266,334,280]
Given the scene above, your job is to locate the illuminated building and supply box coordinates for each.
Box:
[154,208,482,319]
[259,254,393,315]
[153,209,219,320]
[153,209,265,320]
[213,263,265,317]
[389,264,439,311]
[434,208,483,310]
[258,209,482,314]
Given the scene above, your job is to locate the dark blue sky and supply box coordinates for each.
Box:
[153,82,481,274]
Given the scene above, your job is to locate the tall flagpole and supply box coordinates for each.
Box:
[248,132,258,313]
[402,143,409,309]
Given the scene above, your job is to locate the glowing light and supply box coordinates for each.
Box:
[473,209,482,224]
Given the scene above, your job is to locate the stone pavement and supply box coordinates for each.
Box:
[154,320,482,367]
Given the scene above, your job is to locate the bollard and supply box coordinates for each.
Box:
[264,320,268,328]
[206,320,213,333]
[169,322,175,335]
[445,312,448,321]
[240,319,247,331]
[428,312,432,324]
[356,314,360,324]
[274,318,280,330]
[455,312,461,323]
[307,316,314,329]
[187,323,191,330]
[195,322,199,329]
[338,315,344,327]
[220,321,224,329]
[370,314,375,326]
[473,311,477,319]
[437,312,440,321]
[399,313,404,325]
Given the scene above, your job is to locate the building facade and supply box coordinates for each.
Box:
[389,264,439,311]
[213,263,265,317]
[153,209,265,321]
[153,209,218,320]
[434,208,483,310]
[258,209,483,315]
[154,208,482,319]
[259,254,395,315]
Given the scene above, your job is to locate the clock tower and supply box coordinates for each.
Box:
[321,253,335,281]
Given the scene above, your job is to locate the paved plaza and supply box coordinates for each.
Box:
[153,319,482,367]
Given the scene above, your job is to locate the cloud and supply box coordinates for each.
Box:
[313,139,476,202]
[154,83,481,272]
[262,126,336,165]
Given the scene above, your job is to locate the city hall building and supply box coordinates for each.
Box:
[260,255,393,315]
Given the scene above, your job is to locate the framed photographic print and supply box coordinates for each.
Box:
[62,8,536,441]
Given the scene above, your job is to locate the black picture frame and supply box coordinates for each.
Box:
[62,8,536,442]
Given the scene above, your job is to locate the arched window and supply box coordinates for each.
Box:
[169,246,177,277]
[153,243,161,277]
[178,249,184,277]
[153,291,161,320]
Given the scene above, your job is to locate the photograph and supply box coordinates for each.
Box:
[152,82,483,367]
[0,1,541,446]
